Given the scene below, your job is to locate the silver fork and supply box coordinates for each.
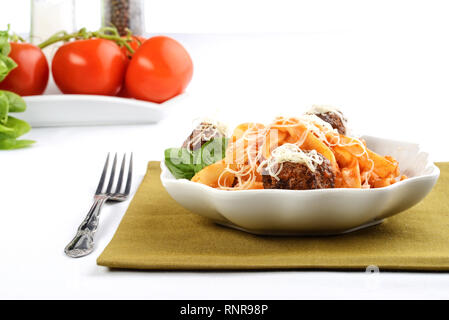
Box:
[64,153,133,258]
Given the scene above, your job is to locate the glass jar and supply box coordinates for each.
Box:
[30,0,76,44]
[30,0,75,58]
[102,0,145,36]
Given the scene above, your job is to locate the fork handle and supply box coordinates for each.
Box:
[64,196,109,258]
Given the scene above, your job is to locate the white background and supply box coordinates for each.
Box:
[3,0,449,34]
[1,1,449,299]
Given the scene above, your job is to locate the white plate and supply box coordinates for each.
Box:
[161,136,440,236]
[21,94,185,127]
[19,78,184,127]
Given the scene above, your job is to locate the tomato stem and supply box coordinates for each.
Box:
[37,27,135,54]
[9,34,26,43]
[4,24,26,43]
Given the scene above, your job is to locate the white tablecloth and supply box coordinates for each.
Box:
[1,33,449,299]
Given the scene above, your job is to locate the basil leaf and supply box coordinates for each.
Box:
[0,31,11,56]
[0,116,34,150]
[164,137,229,180]
[0,91,9,124]
[0,55,17,82]
[164,147,195,180]
[0,28,34,150]
[0,58,9,82]
[0,138,34,150]
[1,90,26,112]
[0,27,17,82]
[6,116,31,137]
[0,116,30,139]
[0,124,15,139]
[193,137,228,174]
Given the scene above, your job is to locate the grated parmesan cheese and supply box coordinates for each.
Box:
[258,144,324,181]
[306,105,347,126]
[307,104,342,115]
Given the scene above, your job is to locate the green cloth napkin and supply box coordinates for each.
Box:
[97,162,449,271]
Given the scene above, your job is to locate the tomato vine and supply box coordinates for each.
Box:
[38,27,135,54]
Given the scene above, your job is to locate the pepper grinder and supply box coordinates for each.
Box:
[102,0,145,36]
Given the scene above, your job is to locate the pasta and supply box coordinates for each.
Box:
[189,112,405,190]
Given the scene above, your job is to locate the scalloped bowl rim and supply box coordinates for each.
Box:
[161,135,440,194]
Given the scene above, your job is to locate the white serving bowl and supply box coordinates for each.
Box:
[161,136,440,236]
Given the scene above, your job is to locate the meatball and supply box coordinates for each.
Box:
[182,122,223,151]
[262,153,335,190]
[315,112,347,135]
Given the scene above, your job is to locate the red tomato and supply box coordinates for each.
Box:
[52,38,127,96]
[116,36,146,97]
[116,84,131,98]
[120,36,146,59]
[125,36,193,103]
[0,42,49,96]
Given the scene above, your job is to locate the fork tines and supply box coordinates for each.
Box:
[96,153,133,198]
